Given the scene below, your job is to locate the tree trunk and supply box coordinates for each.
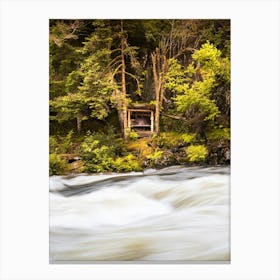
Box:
[121,20,128,140]
[77,113,82,132]
[151,48,167,136]
[114,89,125,136]
[151,51,160,135]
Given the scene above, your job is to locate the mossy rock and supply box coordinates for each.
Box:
[68,160,85,173]
[144,150,178,168]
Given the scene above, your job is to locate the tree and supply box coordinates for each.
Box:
[149,20,204,135]
[51,20,142,136]
[165,41,230,138]
[151,48,167,135]
[49,19,230,137]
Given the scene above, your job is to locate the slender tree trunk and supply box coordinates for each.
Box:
[77,113,82,132]
[121,20,128,140]
[151,51,159,135]
[154,86,161,135]
[115,89,125,136]
[151,49,168,136]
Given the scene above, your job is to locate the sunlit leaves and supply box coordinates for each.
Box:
[186,145,208,162]
[192,41,222,74]
[165,42,230,122]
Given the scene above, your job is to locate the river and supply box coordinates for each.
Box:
[49,166,230,262]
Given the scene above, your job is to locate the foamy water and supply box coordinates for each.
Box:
[50,166,230,262]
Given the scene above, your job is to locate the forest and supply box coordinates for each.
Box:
[49,19,230,175]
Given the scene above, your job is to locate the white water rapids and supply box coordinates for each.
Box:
[50,166,230,262]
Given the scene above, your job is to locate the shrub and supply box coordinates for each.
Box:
[49,130,76,154]
[207,127,230,141]
[186,145,208,162]
[181,133,196,144]
[59,130,74,153]
[161,115,190,133]
[128,130,139,141]
[49,136,59,154]
[146,149,164,166]
[49,153,68,175]
[80,135,114,173]
[125,138,153,158]
[113,154,142,172]
[80,131,128,173]
[155,132,183,148]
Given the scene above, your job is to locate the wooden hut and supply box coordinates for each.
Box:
[127,103,155,137]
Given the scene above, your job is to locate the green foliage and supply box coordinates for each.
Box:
[186,145,208,162]
[80,131,137,173]
[207,127,230,140]
[166,55,220,122]
[49,130,75,154]
[165,42,230,127]
[113,154,142,172]
[161,115,190,133]
[164,58,190,94]
[155,132,184,148]
[80,131,143,173]
[192,41,222,74]
[49,154,68,175]
[125,138,153,158]
[50,20,145,130]
[181,133,196,144]
[154,132,197,148]
[80,133,115,173]
[82,129,124,153]
[49,136,59,154]
[74,52,117,120]
[175,90,220,121]
[141,20,171,45]
[49,21,84,100]
[199,20,230,57]
[128,130,139,140]
[144,149,165,167]
[146,149,163,162]
[59,130,74,153]
[49,20,230,171]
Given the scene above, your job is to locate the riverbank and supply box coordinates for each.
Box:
[49,130,230,176]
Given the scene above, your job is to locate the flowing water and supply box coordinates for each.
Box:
[50,166,230,262]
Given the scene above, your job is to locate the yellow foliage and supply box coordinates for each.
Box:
[125,138,153,158]
[156,132,183,148]
[186,145,208,162]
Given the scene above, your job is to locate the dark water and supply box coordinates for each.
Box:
[50,166,230,262]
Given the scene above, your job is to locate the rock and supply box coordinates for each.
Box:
[68,160,84,173]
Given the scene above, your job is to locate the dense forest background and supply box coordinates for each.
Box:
[49,19,230,175]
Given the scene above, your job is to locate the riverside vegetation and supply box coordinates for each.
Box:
[49,127,230,175]
[49,19,230,175]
